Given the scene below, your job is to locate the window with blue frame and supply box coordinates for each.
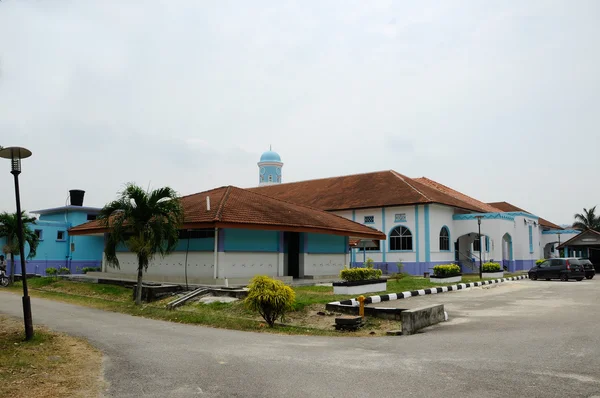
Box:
[439,227,450,251]
[364,215,374,224]
[529,225,533,253]
[390,226,412,251]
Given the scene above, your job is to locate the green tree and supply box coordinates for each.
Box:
[0,211,39,284]
[573,206,600,232]
[99,183,184,305]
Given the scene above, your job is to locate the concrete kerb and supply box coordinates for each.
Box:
[326,275,529,310]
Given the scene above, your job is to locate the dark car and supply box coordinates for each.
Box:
[578,258,596,280]
[529,258,585,281]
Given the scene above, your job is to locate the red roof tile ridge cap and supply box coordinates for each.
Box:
[416,177,502,212]
[180,186,228,200]
[390,170,432,202]
[243,187,386,235]
[247,170,394,189]
[214,186,233,222]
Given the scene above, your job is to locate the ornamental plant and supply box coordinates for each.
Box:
[339,261,382,282]
[245,275,296,328]
[535,259,546,266]
[46,267,57,278]
[58,267,71,275]
[482,262,502,272]
[432,264,461,277]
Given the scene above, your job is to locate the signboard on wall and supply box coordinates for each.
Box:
[394,213,407,222]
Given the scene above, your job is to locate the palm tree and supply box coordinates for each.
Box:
[0,211,40,283]
[573,206,600,232]
[99,183,184,305]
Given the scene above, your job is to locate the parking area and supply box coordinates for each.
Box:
[366,277,600,331]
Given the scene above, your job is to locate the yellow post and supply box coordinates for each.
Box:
[357,295,365,318]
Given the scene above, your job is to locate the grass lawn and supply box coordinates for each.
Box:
[5,273,523,337]
[0,315,103,398]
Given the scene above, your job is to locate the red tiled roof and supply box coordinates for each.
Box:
[487,201,563,230]
[414,177,502,213]
[250,170,491,212]
[69,186,385,239]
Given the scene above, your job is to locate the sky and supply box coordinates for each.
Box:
[0,0,598,225]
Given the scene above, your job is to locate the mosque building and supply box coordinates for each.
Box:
[2,147,580,282]
[250,148,580,275]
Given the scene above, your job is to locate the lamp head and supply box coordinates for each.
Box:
[0,147,32,173]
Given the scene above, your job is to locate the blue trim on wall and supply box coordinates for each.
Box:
[415,205,420,262]
[453,212,539,221]
[223,229,278,252]
[424,204,431,263]
[542,229,580,235]
[381,207,386,262]
[305,233,346,254]
[440,225,451,252]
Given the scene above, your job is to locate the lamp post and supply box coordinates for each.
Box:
[0,146,34,340]
[475,215,483,280]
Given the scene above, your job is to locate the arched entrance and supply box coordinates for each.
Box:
[455,232,491,274]
[543,242,558,259]
[502,233,513,271]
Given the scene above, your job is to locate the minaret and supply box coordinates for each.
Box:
[258,146,283,186]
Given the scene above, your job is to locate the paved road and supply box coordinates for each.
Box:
[1,279,600,398]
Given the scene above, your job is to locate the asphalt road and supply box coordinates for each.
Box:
[1,278,600,398]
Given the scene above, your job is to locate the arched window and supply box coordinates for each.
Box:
[439,227,450,251]
[390,226,412,251]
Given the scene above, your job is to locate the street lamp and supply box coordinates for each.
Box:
[475,215,484,280]
[0,146,34,340]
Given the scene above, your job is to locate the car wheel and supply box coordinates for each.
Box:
[576,278,583,281]
[586,275,594,280]
[560,274,568,281]
[530,273,537,280]
[545,278,551,281]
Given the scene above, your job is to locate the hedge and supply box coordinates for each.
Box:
[482,262,502,272]
[535,259,546,266]
[339,266,382,282]
[432,264,461,277]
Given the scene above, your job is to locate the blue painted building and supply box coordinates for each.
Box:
[0,190,104,276]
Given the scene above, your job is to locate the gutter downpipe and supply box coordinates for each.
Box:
[213,227,218,281]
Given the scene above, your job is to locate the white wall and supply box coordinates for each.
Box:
[303,254,346,276]
[428,204,456,263]
[217,252,279,278]
[110,252,215,279]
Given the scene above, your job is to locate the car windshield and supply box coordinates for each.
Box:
[568,259,580,265]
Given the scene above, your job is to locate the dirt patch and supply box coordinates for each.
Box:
[0,315,105,398]
[283,304,401,336]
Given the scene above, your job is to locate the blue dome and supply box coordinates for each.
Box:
[259,150,281,162]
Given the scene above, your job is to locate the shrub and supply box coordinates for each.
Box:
[482,262,502,272]
[81,267,101,274]
[45,267,57,277]
[535,259,546,266]
[58,267,71,275]
[339,265,382,282]
[432,264,461,277]
[245,275,295,328]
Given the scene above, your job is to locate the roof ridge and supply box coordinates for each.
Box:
[390,171,432,202]
[247,170,394,189]
[180,185,229,200]
[242,185,384,234]
[214,186,233,222]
